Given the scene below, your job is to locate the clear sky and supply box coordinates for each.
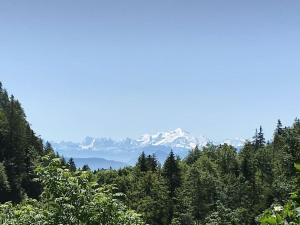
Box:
[1,0,300,142]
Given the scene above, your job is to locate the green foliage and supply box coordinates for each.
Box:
[204,202,243,225]
[259,163,300,225]
[129,171,169,225]
[0,156,145,225]
[0,163,10,195]
[183,155,219,223]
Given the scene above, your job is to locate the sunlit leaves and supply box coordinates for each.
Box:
[0,156,145,225]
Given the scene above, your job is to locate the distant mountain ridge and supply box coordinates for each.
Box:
[52,128,245,169]
[77,128,208,150]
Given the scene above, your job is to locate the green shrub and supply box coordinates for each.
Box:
[0,156,145,225]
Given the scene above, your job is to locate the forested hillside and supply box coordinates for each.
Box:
[0,82,45,202]
[0,82,300,224]
[95,120,300,225]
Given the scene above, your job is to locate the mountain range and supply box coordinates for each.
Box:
[51,128,245,169]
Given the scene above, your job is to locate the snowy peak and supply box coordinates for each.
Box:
[137,128,209,149]
[52,129,246,167]
[220,138,246,148]
[76,128,210,151]
[80,137,96,149]
[53,128,245,157]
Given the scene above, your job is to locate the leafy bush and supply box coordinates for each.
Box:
[0,156,145,225]
[258,163,300,225]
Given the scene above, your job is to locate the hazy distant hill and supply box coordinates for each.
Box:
[67,157,127,170]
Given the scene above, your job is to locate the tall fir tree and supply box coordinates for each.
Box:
[163,150,182,224]
[82,164,91,171]
[253,126,265,149]
[258,126,265,147]
[163,150,181,197]
[67,158,76,172]
[275,119,283,135]
[146,154,158,171]
[185,145,201,165]
[137,152,147,172]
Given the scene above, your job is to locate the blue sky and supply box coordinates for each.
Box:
[1,0,300,142]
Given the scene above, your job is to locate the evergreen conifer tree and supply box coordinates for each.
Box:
[163,150,182,224]
[67,158,76,172]
[137,152,147,172]
[163,150,181,197]
[258,126,266,147]
[82,164,91,171]
[276,119,283,135]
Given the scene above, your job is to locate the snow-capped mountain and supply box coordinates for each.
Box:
[137,128,208,149]
[51,128,245,168]
[220,138,246,148]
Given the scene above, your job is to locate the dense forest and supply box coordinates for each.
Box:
[0,82,44,203]
[0,82,300,224]
[95,121,300,225]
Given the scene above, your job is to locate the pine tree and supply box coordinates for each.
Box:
[294,117,300,127]
[82,164,91,171]
[61,157,67,166]
[258,126,266,147]
[163,150,182,224]
[137,152,147,172]
[185,145,201,165]
[240,142,256,181]
[253,128,259,149]
[44,142,54,155]
[253,126,265,149]
[146,154,158,171]
[67,158,76,172]
[163,150,181,197]
[275,119,283,135]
